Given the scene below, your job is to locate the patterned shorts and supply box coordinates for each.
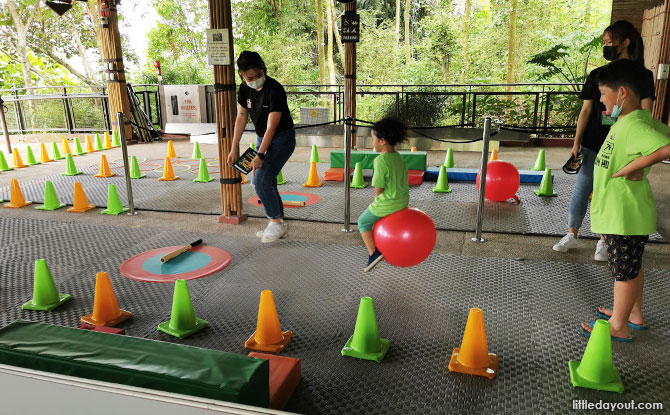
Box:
[604,234,649,281]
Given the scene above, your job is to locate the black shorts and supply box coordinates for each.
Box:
[604,234,649,281]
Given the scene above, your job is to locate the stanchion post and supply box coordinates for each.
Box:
[117,112,136,215]
[473,117,491,242]
[0,96,11,154]
[342,116,353,232]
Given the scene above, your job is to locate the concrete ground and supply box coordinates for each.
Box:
[1,137,669,271]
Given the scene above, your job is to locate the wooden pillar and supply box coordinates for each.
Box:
[652,1,670,124]
[344,2,357,148]
[97,0,132,140]
[209,0,246,223]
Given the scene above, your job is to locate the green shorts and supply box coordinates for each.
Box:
[357,208,382,232]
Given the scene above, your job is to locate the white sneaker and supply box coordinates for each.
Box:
[553,232,578,252]
[257,221,289,239]
[261,222,288,243]
[594,239,608,261]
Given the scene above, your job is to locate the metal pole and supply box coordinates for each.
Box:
[472,117,491,242]
[0,97,11,153]
[342,116,353,232]
[117,112,136,215]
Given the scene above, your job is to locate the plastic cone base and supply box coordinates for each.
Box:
[67,204,95,213]
[22,293,72,311]
[245,329,293,353]
[132,173,146,179]
[351,181,368,189]
[36,202,66,211]
[433,186,452,193]
[158,317,209,339]
[101,206,129,215]
[534,189,557,197]
[4,200,33,209]
[159,175,179,181]
[95,172,116,178]
[341,335,390,362]
[277,178,287,185]
[194,177,215,183]
[568,360,623,393]
[81,309,132,327]
[448,348,498,379]
[61,171,83,176]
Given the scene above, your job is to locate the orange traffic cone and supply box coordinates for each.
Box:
[61,139,73,156]
[94,154,116,178]
[81,272,133,327]
[3,179,32,208]
[241,173,248,184]
[245,290,293,353]
[12,148,26,168]
[490,148,498,161]
[158,157,179,181]
[167,140,177,158]
[411,146,417,152]
[67,182,96,212]
[85,135,95,153]
[39,143,53,163]
[303,161,323,188]
[448,308,498,379]
[104,131,113,150]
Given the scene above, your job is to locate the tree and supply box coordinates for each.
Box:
[314,0,326,89]
[460,0,471,83]
[2,0,41,93]
[506,0,518,88]
[404,0,410,65]
[325,0,338,89]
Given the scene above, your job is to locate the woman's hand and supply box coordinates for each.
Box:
[226,151,236,166]
[569,144,580,160]
[612,166,644,181]
[251,155,263,174]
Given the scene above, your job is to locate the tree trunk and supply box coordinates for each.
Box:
[268,0,280,18]
[315,0,326,92]
[584,0,591,28]
[85,1,105,65]
[506,0,518,90]
[404,0,410,65]
[330,0,344,67]
[461,0,472,83]
[395,0,401,55]
[326,0,337,92]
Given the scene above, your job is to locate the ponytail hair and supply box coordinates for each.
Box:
[603,20,645,64]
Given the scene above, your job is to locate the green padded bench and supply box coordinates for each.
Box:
[0,320,269,407]
[329,150,427,170]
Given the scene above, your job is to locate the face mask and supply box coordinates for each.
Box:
[603,45,619,61]
[611,93,625,119]
[246,75,266,90]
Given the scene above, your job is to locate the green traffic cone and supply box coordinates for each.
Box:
[192,142,202,159]
[36,181,66,211]
[350,162,368,188]
[61,153,82,176]
[310,144,320,163]
[249,142,256,150]
[341,297,390,362]
[94,133,104,151]
[25,146,40,165]
[51,142,64,160]
[22,259,72,311]
[531,149,546,171]
[277,170,287,185]
[158,279,209,339]
[444,148,455,168]
[101,184,129,215]
[0,150,13,171]
[534,168,557,197]
[569,320,624,393]
[112,130,121,147]
[433,165,452,193]
[193,158,214,183]
[130,156,145,179]
[74,137,86,155]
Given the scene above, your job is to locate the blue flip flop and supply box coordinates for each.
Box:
[579,321,633,343]
[595,308,647,330]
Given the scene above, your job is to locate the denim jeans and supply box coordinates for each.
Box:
[568,147,598,229]
[252,128,296,219]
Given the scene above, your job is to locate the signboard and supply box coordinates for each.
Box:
[163,85,205,124]
[206,28,231,65]
[341,12,360,43]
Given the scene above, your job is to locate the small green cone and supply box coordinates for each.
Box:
[193,158,215,183]
[444,148,455,168]
[26,146,40,165]
[0,150,13,171]
[101,184,129,215]
[22,259,72,311]
[534,168,557,197]
[192,142,202,159]
[74,137,86,155]
[249,142,256,150]
[341,297,390,362]
[158,279,209,339]
[94,133,104,151]
[51,142,64,160]
[277,170,288,185]
[112,130,121,147]
[130,156,146,179]
[61,153,83,176]
[310,144,320,163]
[433,165,452,193]
[569,320,624,393]
[531,149,546,171]
[36,181,66,211]
[350,162,368,188]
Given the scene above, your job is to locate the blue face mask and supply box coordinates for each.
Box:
[611,94,625,120]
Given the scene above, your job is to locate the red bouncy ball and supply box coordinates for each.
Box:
[373,208,437,267]
[475,160,520,202]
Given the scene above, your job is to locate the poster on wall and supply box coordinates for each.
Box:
[163,85,203,124]
[206,29,231,65]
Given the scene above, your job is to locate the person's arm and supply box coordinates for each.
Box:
[641,98,653,111]
[375,187,384,197]
[226,104,249,166]
[250,111,282,172]
[612,144,670,180]
[571,100,592,158]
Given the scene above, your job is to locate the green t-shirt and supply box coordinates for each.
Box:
[591,109,670,235]
[369,152,409,217]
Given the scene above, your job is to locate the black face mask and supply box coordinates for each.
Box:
[603,45,619,61]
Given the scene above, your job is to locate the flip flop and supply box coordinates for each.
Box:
[579,321,633,343]
[595,308,647,330]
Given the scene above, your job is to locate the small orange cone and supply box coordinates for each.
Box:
[12,148,26,168]
[67,182,96,212]
[3,179,32,208]
[490,148,498,161]
[85,135,95,153]
[245,290,293,353]
[241,173,248,184]
[303,161,323,187]
[61,139,73,156]
[167,140,177,158]
[94,154,116,178]
[39,143,53,163]
[104,131,113,149]
[411,146,417,152]
[448,308,498,379]
[158,157,179,181]
[81,272,133,327]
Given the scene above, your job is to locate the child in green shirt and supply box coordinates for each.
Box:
[579,59,670,342]
[358,117,410,272]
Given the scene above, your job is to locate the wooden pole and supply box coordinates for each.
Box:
[652,0,670,124]
[209,0,246,223]
[344,1,357,148]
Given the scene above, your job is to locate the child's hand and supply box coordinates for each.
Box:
[612,167,644,181]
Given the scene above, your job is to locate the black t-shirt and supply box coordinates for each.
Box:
[579,65,655,152]
[237,76,294,137]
